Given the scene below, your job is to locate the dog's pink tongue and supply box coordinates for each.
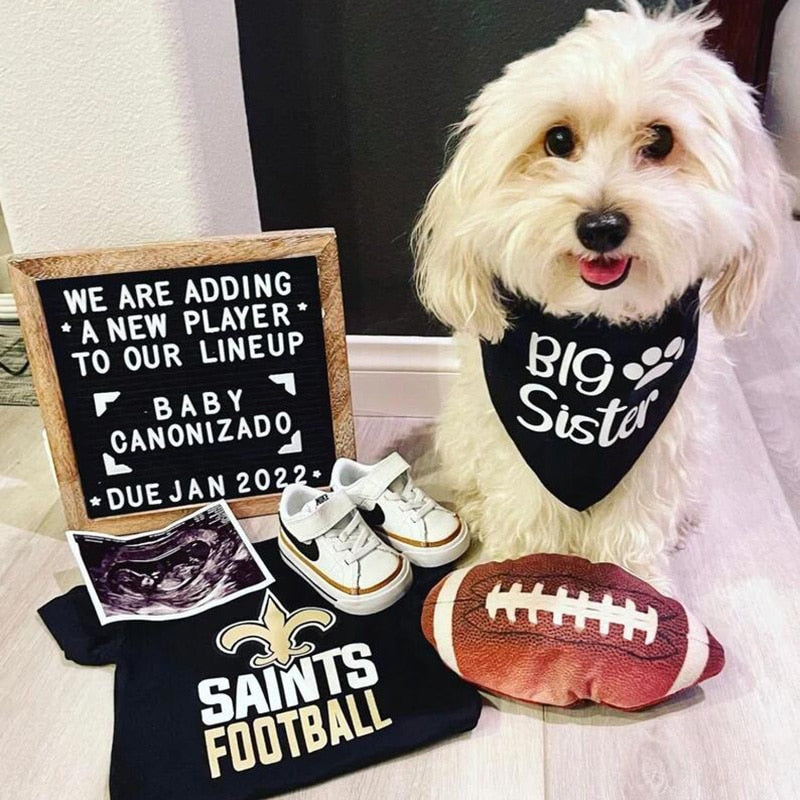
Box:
[579,256,628,286]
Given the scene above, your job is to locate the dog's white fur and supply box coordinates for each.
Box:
[413,1,790,587]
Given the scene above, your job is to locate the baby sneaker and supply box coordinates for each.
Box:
[330,452,469,568]
[278,484,412,615]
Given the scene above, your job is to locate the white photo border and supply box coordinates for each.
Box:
[67,500,273,625]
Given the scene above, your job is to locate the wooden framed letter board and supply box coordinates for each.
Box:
[10,229,355,534]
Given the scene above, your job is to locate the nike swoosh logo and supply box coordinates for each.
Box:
[279,518,320,561]
[359,504,385,529]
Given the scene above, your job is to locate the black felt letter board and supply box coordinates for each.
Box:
[38,258,336,518]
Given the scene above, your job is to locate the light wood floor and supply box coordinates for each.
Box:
[2,226,799,800]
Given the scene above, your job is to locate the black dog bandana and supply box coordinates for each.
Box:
[480,284,700,511]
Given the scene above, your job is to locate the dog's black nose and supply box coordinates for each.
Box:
[576,210,630,253]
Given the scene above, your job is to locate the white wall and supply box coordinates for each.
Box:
[766,0,800,211]
[0,0,260,254]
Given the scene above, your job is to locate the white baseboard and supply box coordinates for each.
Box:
[3,315,450,417]
[346,335,456,418]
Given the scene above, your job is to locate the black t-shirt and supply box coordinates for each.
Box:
[39,540,481,800]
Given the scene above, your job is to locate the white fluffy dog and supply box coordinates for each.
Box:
[413,1,789,588]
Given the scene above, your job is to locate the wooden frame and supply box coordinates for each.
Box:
[9,228,355,534]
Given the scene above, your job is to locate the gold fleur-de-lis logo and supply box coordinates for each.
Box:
[216,592,335,669]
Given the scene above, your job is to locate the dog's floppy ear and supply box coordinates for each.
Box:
[413,131,508,343]
[704,84,792,334]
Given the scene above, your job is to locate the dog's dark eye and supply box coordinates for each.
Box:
[641,124,674,160]
[544,125,576,158]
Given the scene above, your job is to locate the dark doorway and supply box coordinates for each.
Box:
[234,0,783,335]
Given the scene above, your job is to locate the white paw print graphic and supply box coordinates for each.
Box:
[623,336,685,390]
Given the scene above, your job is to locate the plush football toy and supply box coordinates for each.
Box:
[421,553,725,710]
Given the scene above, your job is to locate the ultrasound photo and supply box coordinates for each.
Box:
[67,502,273,624]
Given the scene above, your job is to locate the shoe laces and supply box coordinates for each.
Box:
[329,512,379,564]
[385,474,436,523]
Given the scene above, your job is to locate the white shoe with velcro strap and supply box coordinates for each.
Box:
[278,485,412,615]
[330,452,470,568]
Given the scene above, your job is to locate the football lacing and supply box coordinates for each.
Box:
[485,582,658,645]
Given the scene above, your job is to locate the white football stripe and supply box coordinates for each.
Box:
[667,608,709,696]
[432,567,470,675]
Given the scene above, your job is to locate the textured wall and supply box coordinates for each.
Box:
[0,0,259,253]
[765,0,800,210]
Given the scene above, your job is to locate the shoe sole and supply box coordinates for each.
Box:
[277,537,413,616]
[381,520,471,568]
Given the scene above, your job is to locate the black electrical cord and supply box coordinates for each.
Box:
[0,326,29,376]
[0,355,28,376]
